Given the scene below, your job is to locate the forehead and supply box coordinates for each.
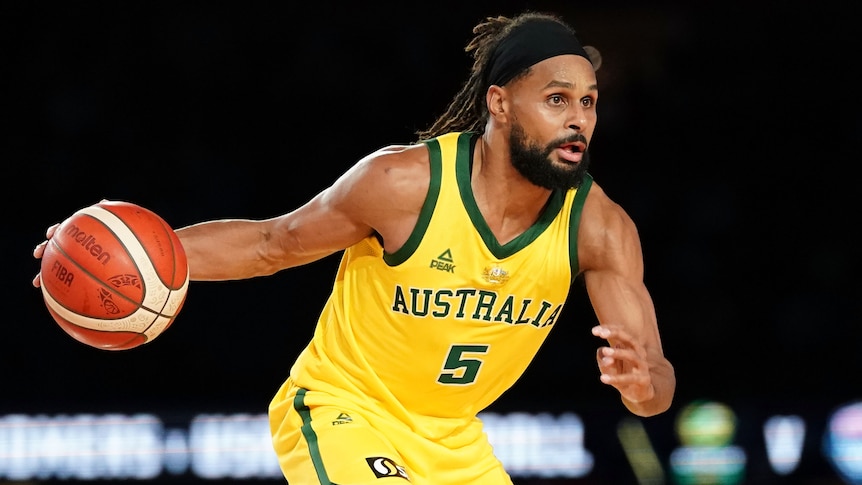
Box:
[524,54,597,88]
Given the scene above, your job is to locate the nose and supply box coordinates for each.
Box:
[567,105,588,132]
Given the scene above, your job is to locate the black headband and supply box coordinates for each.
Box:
[485,18,591,88]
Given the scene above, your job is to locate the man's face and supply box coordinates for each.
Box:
[505,54,597,190]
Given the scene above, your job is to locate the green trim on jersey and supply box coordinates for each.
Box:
[568,172,593,280]
[457,133,565,259]
[384,131,593,275]
[383,139,443,266]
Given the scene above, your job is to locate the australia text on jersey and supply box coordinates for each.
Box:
[391,285,563,328]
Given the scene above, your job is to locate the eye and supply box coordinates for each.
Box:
[581,96,595,108]
[548,94,567,106]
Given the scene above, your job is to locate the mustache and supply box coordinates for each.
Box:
[549,133,588,150]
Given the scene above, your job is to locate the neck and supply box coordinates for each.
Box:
[474,133,553,203]
[471,134,554,242]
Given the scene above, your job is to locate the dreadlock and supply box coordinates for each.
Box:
[415,12,601,142]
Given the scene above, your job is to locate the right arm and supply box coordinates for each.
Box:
[176,143,432,281]
[175,193,367,281]
[34,144,432,285]
[578,182,675,416]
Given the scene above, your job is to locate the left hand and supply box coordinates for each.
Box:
[32,222,60,288]
[592,325,655,404]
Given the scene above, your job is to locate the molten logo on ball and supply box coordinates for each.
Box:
[40,200,189,351]
[63,222,112,265]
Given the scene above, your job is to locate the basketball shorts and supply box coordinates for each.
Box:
[268,379,513,485]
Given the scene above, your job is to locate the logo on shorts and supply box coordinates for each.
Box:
[332,412,353,426]
[366,457,410,481]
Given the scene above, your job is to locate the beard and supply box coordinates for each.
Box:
[509,122,591,191]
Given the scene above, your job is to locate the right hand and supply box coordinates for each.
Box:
[32,223,60,288]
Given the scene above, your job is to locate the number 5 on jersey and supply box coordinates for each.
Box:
[438,344,489,385]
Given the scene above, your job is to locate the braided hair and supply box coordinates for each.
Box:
[415,12,601,142]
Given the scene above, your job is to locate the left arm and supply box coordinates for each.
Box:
[578,182,675,416]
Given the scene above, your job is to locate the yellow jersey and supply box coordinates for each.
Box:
[288,131,592,436]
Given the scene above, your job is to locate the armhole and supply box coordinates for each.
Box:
[568,172,593,281]
[383,139,442,266]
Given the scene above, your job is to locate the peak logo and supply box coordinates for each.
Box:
[332,412,353,426]
[366,457,410,481]
[429,249,455,273]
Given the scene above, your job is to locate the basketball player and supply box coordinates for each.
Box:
[34,11,675,484]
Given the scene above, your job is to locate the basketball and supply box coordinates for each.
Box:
[39,200,189,351]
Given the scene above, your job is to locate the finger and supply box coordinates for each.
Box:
[602,347,643,367]
[600,371,650,388]
[33,273,42,288]
[595,325,637,345]
[46,223,60,239]
[591,325,611,339]
[592,326,634,349]
[33,241,47,258]
[596,347,616,369]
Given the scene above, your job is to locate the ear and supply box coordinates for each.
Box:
[486,85,508,122]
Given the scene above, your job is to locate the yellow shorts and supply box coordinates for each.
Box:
[268,379,513,485]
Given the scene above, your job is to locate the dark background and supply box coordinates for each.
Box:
[3,1,860,483]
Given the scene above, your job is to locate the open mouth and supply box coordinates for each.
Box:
[560,141,585,153]
[556,142,585,163]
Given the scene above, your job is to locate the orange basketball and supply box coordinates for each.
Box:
[39,200,189,351]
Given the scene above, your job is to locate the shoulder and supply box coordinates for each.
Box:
[577,180,643,274]
[366,142,430,168]
[351,143,431,194]
[582,181,634,230]
[331,143,433,250]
